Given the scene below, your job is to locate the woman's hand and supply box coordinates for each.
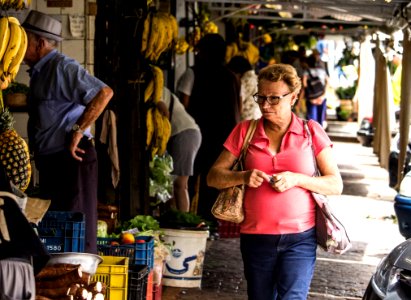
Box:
[245,169,271,188]
[269,171,299,192]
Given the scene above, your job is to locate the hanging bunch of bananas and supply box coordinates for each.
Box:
[174,37,189,55]
[144,64,163,104]
[0,0,30,10]
[144,65,171,158]
[237,40,260,66]
[0,16,28,90]
[225,42,239,63]
[203,21,218,34]
[145,105,171,158]
[141,10,178,62]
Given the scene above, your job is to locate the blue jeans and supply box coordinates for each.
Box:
[240,228,317,300]
[306,99,327,127]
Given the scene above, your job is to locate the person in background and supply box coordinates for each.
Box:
[302,54,329,127]
[156,87,202,212]
[227,56,261,121]
[207,63,343,299]
[292,45,308,79]
[177,33,241,220]
[22,10,113,254]
[0,164,50,300]
[316,34,329,72]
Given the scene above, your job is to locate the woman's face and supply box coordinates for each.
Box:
[257,79,296,123]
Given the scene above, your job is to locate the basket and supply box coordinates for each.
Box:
[91,256,129,300]
[218,220,241,238]
[37,211,85,253]
[97,236,154,269]
[128,265,149,300]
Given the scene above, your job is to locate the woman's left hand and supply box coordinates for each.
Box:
[270,171,299,192]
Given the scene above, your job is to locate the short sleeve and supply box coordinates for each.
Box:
[308,119,332,156]
[223,120,252,158]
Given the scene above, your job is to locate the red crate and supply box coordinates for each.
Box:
[218,220,241,238]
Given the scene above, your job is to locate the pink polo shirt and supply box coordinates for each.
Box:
[223,114,332,234]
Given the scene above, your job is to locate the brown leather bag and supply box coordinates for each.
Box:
[211,119,258,223]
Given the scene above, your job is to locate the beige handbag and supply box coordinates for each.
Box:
[211,119,258,223]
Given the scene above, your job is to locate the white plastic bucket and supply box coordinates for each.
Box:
[161,228,209,288]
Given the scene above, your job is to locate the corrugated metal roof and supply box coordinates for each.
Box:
[186,0,411,33]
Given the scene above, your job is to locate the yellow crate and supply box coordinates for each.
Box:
[91,256,129,300]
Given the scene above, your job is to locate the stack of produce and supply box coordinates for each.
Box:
[144,64,171,158]
[0,16,30,191]
[35,264,106,300]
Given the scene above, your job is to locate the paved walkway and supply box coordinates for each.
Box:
[161,140,405,300]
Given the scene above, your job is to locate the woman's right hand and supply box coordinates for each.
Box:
[245,169,271,188]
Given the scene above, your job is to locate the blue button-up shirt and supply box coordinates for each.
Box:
[27,49,107,155]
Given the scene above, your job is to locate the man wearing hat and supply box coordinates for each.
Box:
[22,10,114,254]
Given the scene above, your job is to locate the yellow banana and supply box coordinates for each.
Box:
[7,25,27,79]
[168,14,178,41]
[146,107,155,147]
[151,13,166,61]
[150,64,163,103]
[153,107,164,152]
[144,79,154,102]
[141,12,152,54]
[152,12,175,61]
[7,16,20,25]
[0,17,10,62]
[145,14,160,59]
[1,21,22,74]
[158,114,171,156]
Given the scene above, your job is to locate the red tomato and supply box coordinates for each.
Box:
[135,239,146,244]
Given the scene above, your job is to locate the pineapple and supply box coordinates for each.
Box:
[0,100,31,191]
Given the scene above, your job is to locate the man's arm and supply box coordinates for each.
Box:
[69,86,114,161]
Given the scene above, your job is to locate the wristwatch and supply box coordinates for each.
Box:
[71,124,84,134]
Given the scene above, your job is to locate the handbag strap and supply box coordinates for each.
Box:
[303,119,321,177]
[234,119,258,170]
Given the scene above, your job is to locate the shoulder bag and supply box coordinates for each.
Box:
[305,69,325,101]
[304,120,352,254]
[211,119,258,223]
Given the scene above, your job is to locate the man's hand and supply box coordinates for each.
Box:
[69,131,85,161]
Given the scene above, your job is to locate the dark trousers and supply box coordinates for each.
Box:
[35,137,98,254]
[240,228,317,300]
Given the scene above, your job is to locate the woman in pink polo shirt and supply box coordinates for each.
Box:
[207,63,343,300]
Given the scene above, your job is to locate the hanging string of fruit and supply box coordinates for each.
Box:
[140,8,176,159]
[0,16,31,191]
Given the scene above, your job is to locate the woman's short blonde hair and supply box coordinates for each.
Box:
[258,63,301,93]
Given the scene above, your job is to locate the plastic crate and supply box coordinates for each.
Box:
[91,256,129,300]
[218,220,241,238]
[37,211,85,253]
[146,270,153,300]
[128,265,149,300]
[97,236,154,269]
